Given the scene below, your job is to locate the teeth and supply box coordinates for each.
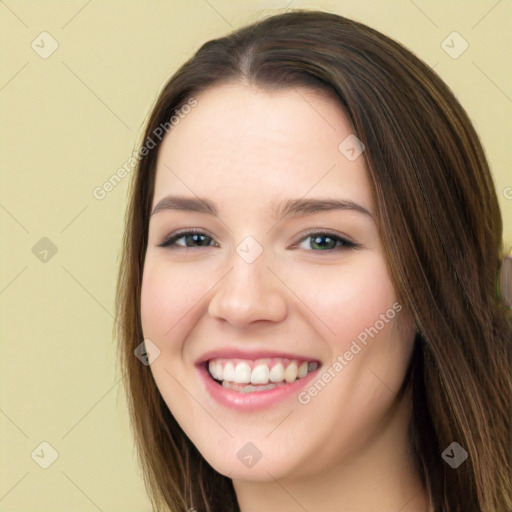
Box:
[284,362,298,383]
[234,362,252,384]
[208,360,217,379]
[251,364,270,384]
[215,360,223,380]
[207,357,320,388]
[269,362,284,383]
[222,381,277,393]
[223,362,235,381]
[297,361,308,378]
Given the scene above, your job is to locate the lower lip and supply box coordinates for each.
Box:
[196,363,321,411]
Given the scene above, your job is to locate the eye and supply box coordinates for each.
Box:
[295,231,358,252]
[158,229,358,252]
[158,229,218,249]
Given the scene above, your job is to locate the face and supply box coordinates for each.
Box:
[140,82,416,481]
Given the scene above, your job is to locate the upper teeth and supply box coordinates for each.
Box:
[208,358,319,385]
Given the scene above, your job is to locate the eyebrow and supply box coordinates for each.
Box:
[150,195,373,220]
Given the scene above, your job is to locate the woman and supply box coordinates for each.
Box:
[115,10,511,512]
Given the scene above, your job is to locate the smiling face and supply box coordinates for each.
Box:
[140,82,417,483]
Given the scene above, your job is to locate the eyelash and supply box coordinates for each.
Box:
[157,228,358,252]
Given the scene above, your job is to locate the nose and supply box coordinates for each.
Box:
[207,248,288,328]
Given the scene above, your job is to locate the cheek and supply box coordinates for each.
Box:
[285,255,397,347]
[140,258,210,345]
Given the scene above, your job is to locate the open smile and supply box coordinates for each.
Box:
[196,357,322,411]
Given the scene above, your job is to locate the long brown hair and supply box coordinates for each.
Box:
[114,10,511,512]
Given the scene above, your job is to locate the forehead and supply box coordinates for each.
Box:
[152,82,372,212]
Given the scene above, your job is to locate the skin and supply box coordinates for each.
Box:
[140,82,430,511]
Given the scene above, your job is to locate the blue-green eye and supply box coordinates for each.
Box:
[158,230,357,252]
[158,230,217,249]
[296,233,356,251]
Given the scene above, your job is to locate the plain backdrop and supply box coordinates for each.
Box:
[0,1,510,511]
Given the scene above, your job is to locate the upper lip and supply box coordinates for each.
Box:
[195,348,322,366]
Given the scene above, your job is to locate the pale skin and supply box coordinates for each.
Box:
[140,82,431,511]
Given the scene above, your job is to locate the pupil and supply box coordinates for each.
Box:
[313,236,334,250]
[191,234,208,246]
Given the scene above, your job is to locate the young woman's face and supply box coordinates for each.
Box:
[140,83,417,481]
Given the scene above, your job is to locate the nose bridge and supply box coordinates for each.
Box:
[208,235,287,326]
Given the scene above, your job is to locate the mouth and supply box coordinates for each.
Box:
[203,357,320,393]
[196,355,322,410]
